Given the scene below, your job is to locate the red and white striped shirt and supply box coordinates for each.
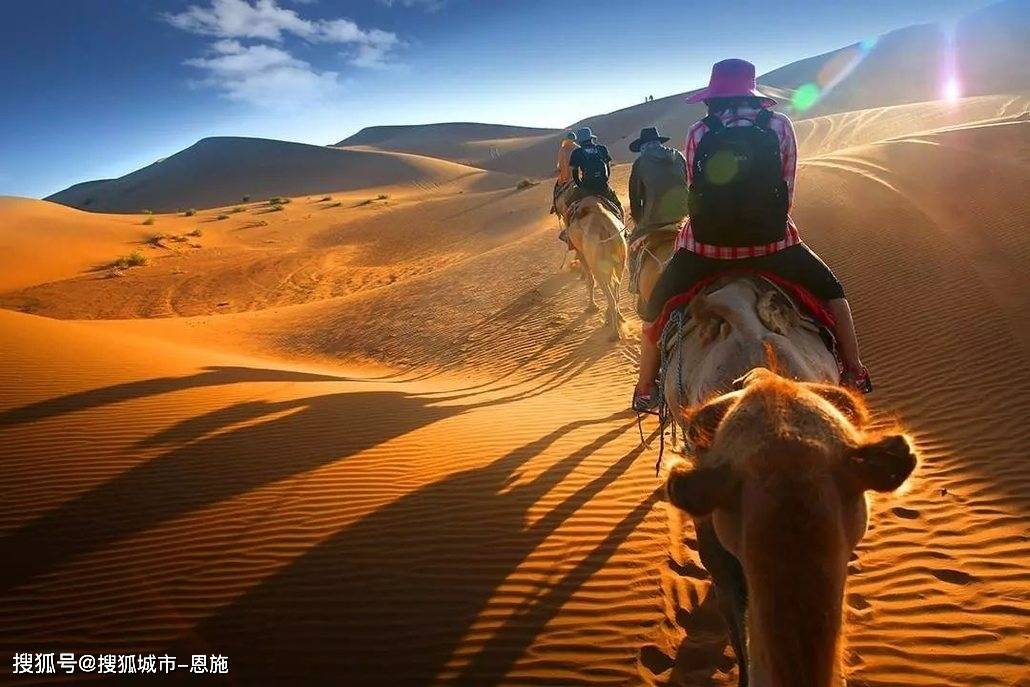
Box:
[675,105,802,258]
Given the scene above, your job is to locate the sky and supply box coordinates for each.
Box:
[0,0,991,198]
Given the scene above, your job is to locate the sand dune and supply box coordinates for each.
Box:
[47,136,514,213]
[335,122,559,171]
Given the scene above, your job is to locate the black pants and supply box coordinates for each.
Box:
[643,243,845,322]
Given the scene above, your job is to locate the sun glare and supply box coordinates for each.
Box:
[944,76,962,102]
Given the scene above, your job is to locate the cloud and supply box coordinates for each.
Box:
[164,0,404,105]
[378,0,445,11]
[164,0,316,41]
[184,39,341,106]
[164,0,401,57]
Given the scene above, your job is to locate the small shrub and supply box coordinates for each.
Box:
[320,196,332,202]
[271,204,285,211]
[269,196,292,206]
[183,209,196,217]
[242,195,251,202]
[142,216,156,225]
[232,206,244,213]
[187,228,203,237]
[143,209,153,215]
[216,214,229,220]
[145,233,165,245]
[328,201,342,208]
[516,178,537,190]
[113,250,148,269]
[375,194,388,200]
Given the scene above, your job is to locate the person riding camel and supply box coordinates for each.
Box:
[551,131,579,215]
[567,127,624,220]
[632,58,872,412]
[627,126,688,245]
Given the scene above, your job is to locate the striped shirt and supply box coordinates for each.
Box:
[675,105,801,258]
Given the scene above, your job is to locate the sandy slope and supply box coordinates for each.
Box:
[335,122,559,171]
[47,137,514,213]
[1,96,1029,687]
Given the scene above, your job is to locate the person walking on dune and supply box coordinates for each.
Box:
[568,127,624,220]
[632,58,871,412]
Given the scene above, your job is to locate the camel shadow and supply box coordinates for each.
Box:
[0,366,343,427]
[0,386,457,594]
[177,413,649,685]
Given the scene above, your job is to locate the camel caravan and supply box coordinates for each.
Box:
[550,59,917,685]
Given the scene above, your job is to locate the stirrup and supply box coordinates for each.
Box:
[844,366,873,394]
[632,385,660,414]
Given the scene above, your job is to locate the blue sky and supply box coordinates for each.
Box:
[0,0,989,198]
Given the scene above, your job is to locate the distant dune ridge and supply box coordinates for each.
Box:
[46,136,514,213]
[46,0,1029,214]
[3,2,1029,685]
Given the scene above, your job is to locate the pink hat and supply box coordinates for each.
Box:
[685,59,776,106]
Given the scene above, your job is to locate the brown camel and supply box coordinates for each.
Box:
[631,224,678,317]
[565,197,627,340]
[665,368,917,686]
[657,276,842,685]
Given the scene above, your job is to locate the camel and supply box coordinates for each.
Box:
[630,224,679,317]
[664,368,917,687]
[565,196,627,340]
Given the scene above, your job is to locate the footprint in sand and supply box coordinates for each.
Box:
[847,592,871,611]
[930,568,978,585]
[891,506,920,519]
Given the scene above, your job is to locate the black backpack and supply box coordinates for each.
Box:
[577,144,610,186]
[687,109,789,246]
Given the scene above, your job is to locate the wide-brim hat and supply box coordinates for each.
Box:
[685,58,776,106]
[575,126,597,144]
[629,126,670,152]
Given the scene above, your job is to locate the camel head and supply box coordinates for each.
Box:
[665,367,917,686]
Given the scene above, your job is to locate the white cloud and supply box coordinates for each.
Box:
[184,40,341,106]
[164,0,404,106]
[378,0,445,11]
[164,0,316,41]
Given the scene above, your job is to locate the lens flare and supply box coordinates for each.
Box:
[792,83,821,112]
[943,76,962,101]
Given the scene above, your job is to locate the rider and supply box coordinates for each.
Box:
[627,126,689,244]
[632,58,871,412]
[552,131,579,215]
[568,127,624,220]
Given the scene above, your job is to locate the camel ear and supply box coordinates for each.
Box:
[807,383,870,427]
[682,395,735,449]
[666,461,738,517]
[848,434,917,492]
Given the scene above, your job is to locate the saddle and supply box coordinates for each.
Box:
[627,222,680,295]
[563,193,624,225]
[650,271,838,360]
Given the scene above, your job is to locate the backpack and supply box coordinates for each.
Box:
[576,144,611,187]
[687,109,789,247]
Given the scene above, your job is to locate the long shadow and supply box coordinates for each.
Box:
[0,366,343,427]
[0,389,457,594]
[182,412,644,685]
[454,488,659,686]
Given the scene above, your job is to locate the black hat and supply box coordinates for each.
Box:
[629,126,670,153]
